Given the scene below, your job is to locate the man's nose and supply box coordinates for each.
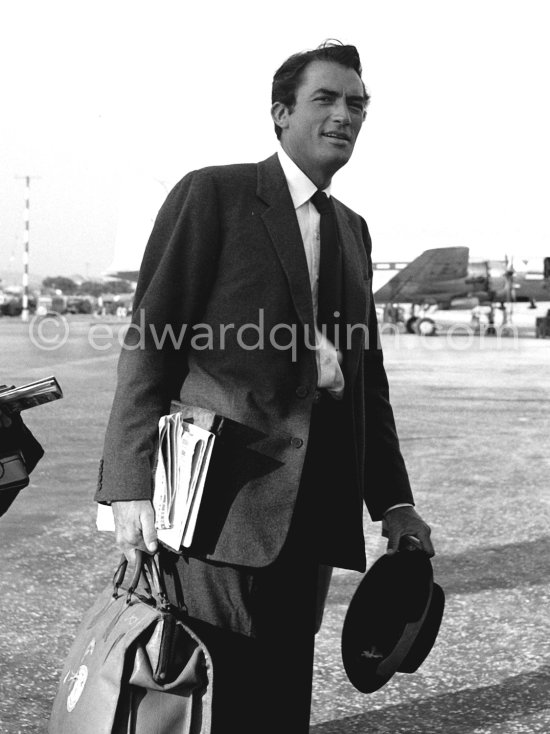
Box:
[331,99,352,125]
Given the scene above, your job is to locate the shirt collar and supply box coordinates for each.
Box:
[277,146,331,210]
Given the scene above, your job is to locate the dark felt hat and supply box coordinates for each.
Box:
[341,546,445,693]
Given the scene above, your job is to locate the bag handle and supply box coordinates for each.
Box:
[112,550,172,610]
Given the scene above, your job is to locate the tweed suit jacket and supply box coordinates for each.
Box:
[96,154,414,572]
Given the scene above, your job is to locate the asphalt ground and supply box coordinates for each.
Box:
[0,313,549,733]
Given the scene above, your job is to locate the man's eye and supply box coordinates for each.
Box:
[315,96,331,102]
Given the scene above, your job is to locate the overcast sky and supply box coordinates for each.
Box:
[1,0,549,281]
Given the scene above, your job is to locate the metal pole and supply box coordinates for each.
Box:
[21,175,30,322]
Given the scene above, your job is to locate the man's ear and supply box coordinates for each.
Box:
[271,101,290,134]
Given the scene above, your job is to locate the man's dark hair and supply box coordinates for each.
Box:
[271,40,370,139]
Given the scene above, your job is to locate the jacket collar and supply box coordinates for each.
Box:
[257,154,316,331]
[276,146,331,208]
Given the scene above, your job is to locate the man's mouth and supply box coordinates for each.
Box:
[322,131,351,142]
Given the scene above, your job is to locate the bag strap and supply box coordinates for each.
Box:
[142,552,172,611]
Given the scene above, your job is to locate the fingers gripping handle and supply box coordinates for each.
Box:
[112,550,170,608]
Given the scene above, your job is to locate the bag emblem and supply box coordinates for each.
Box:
[66,665,88,712]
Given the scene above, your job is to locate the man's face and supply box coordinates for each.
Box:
[272,60,367,186]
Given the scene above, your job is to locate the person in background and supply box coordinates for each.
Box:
[0,407,12,428]
[0,403,44,517]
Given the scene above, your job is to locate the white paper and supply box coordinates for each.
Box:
[96,413,217,550]
[153,415,216,551]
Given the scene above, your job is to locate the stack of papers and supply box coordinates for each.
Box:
[96,405,221,549]
[153,414,216,550]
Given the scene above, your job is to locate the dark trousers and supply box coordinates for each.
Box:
[160,393,347,733]
[161,542,318,733]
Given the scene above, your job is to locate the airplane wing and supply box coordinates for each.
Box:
[374,246,469,303]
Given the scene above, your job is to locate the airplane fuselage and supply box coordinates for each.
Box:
[374,249,550,308]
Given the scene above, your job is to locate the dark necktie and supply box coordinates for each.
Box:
[310,190,342,345]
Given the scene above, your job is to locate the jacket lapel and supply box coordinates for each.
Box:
[333,201,369,388]
[257,155,369,390]
[257,155,316,329]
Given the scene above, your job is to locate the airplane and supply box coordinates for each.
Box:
[106,227,550,339]
[374,246,550,335]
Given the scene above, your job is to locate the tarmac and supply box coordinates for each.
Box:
[0,312,549,733]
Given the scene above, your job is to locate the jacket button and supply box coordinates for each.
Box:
[295,386,308,399]
[290,437,304,449]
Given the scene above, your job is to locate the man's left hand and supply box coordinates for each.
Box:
[382,506,435,557]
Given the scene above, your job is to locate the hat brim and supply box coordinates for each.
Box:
[398,582,445,673]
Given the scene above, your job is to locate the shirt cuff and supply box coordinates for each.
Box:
[383,503,414,516]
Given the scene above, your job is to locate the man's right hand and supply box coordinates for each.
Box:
[111,500,158,562]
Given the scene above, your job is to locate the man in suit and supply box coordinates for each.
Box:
[96,41,434,733]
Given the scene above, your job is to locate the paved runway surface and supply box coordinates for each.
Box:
[0,314,549,733]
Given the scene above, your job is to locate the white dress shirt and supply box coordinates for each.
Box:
[277,147,345,398]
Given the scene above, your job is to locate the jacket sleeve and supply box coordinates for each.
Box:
[360,218,415,519]
[95,170,221,503]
